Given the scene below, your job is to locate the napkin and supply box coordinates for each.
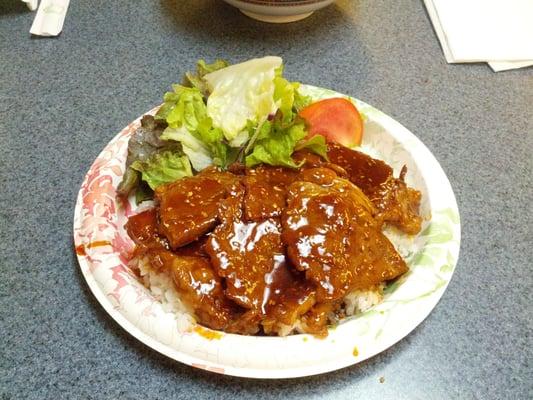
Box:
[30,0,70,37]
[488,60,533,72]
[424,0,533,71]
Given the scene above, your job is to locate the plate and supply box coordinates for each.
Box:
[73,85,460,378]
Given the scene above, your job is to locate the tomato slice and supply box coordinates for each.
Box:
[298,98,363,147]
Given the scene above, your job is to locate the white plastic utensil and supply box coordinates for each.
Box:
[22,0,38,11]
[30,0,70,36]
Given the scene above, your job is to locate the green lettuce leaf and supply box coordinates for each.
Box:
[295,135,329,161]
[204,56,283,141]
[131,150,192,190]
[272,67,312,122]
[161,126,212,171]
[196,117,233,167]
[273,66,296,124]
[245,115,307,169]
[185,59,229,95]
[155,83,233,169]
[155,85,207,130]
[197,59,230,77]
[293,86,312,112]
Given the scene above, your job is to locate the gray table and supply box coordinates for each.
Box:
[1,0,532,399]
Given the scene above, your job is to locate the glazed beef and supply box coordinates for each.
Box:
[125,143,421,336]
[205,184,286,311]
[282,169,407,302]
[327,143,422,234]
[155,168,239,249]
[243,165,299,221]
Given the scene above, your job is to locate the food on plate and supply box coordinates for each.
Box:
[120,57,423,336]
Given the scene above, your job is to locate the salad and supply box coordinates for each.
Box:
[117,56,364,203]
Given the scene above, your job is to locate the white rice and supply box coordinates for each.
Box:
[134,257,196,333]
[132,255,385,336]
[343,285,384,316]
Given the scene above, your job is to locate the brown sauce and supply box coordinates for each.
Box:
[75,240,113,256]
[125,145,422,336]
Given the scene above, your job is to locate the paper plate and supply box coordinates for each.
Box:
[73,85,460,378]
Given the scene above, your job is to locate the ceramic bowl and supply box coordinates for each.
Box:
[222,0,335,23]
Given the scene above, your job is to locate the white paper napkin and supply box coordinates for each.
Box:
[424,0,533,71]
[488,60,533,72]
[30,0,70,37]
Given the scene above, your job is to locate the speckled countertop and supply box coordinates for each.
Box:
[1,0,532,399]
